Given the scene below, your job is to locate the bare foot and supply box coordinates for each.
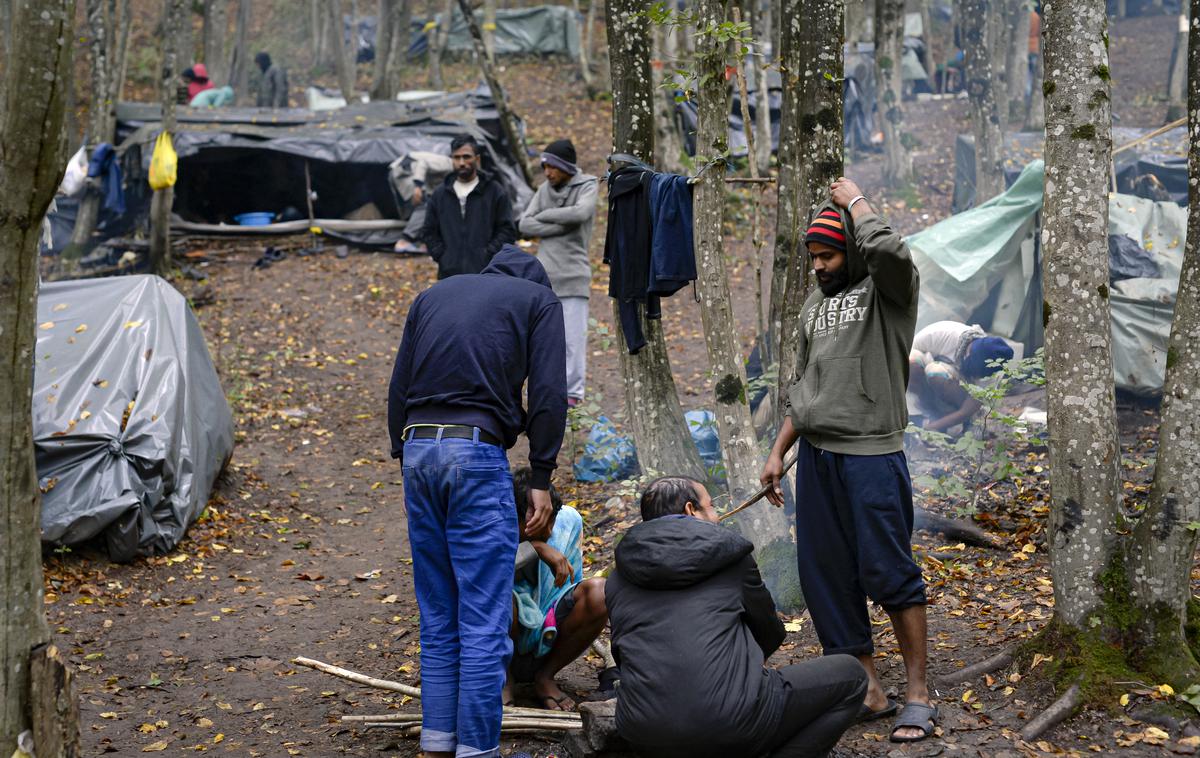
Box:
[533,675,576,711]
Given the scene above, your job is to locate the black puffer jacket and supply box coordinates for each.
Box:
[605,516,787,757]
[422,169,516,279]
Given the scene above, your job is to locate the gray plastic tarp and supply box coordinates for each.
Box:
[35,275,233,561]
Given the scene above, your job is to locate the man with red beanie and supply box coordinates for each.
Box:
[761,177,936,743]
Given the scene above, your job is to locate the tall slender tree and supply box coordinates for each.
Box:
[772,0,843,411]
[330,0,357,103]
[875,0,913,187]
[957,0,1004,203]
[1,0,79,750]
[606,0,705,480]
[149,0,187,275]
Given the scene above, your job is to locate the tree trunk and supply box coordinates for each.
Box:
[1123,0,1200,684]
[330,0,356,102]
[428,0,452,89]
[62,0,114,265]
[695,0,798,606]
[919,0,936,84]
[371,0,394,99]
[394,0,411,90]
[0,1,77,751]
[987,0,1009,132]
[606,0,706,481]
[1006,0,1030,125]
[583,0,597,84]
[957,0,1004,203]
[310,0,322,65]
[751,0,772,171]
[482,0,496,62]
[875,0,912,187]
[772,0,843,411]
[150,0,186,276]
[570,0,595,92]
[455,0,535,185]
[109,0,131,101]
[1165,11,1189,122]
[651,22,684,173]
[845,0,867,45]
[1040,0,1121,632]
[229,0,250,105]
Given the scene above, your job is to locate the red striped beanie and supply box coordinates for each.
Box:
[805,209,847,252]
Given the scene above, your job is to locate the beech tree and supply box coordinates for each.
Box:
[203,0,229,84]
[62,0,132,266]
[606,0,706,480]
[771,0,842,412]
[1,1,80,753]
[330,0,357,103]
[228,0,250,105]
[957,0,1005,203]
[875,0,912,187]
[149,0,188,276]
[953,0,1200,736]
[371,0,411,100]
[426,0,453,89]
[1165,10,1188,123]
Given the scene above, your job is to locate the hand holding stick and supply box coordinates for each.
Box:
[719,450,799,522]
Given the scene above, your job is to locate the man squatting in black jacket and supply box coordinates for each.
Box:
[422,134,517,279]
[606,476,867,758]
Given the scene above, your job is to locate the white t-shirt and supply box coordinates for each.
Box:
[453,176,479,216]
[911,320,985,368]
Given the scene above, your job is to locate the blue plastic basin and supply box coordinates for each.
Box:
[234,212,274,226]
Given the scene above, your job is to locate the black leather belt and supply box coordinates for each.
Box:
[405,425,502,446]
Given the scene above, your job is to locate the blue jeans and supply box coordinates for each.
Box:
[402,431,517,758]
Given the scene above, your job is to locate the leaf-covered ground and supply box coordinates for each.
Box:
[43,12,1197,757]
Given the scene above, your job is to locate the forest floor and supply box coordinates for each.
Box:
[41,11,1198,758]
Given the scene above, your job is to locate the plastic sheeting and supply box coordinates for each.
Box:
[908,163,1186,395]
[34,275,233,561]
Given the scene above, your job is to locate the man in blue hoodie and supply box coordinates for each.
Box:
[388,246,567,758]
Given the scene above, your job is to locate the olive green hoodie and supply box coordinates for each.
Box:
[784,201,919,454]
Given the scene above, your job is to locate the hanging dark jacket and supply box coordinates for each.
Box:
[606,515,787,758]
[423,169,517,279]
[647,173,696,297]
[87,143,126,216]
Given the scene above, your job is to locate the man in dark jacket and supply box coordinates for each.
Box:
[606,476,866,758]
[423,135,517,279]
[761,177,934,743]
[388,246,567,758]
[253,52,288,108]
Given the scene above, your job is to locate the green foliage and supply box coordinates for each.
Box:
[587,317,613,352]
[911,350,1046,516]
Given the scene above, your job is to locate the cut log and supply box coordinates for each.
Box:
[30,644,81,757]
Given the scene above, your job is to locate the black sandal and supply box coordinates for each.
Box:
[890,702,938,742]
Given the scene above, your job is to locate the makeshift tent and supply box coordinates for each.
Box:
[42,89,533,255]
[953,125,1188,211]
[355,5,582,59]
[35,275,234,561]
[908,159,1187,395]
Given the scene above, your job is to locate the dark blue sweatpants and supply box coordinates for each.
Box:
[794,437,926,657]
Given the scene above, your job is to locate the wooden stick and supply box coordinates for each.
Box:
[1113,116,1186,155]
[381,718,582,734]
[938,649,1015,685]
[724,177,776,183]
[291,656,422,697]
[718,450,799,522]
[342,707,581,722]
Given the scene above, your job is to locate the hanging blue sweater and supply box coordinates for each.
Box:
[387,246,567,489]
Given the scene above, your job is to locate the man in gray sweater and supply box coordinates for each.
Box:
[518,140,597,406]
[761,177,936,744]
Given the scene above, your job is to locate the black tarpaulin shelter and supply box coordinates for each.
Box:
[35,275,234,561]
[42,88,533,255]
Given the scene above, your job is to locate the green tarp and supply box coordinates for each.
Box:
[906,160,1185,395]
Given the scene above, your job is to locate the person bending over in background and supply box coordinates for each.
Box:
[908,320,1014,433]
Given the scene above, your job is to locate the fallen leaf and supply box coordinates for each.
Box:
[142,741,168,752]
[74,324,88,333]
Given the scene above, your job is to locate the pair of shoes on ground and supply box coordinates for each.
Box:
[856,698,938,743]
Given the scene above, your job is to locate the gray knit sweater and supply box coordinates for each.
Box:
[517,173,598,299]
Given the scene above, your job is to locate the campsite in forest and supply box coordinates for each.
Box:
[1,0,1199,755]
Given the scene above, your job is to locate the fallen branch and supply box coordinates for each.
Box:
[342,706,580,723]
[291,657,421,697]
[387,718,582,735]
[1019,682,1082,742]
[938,649,1015,685]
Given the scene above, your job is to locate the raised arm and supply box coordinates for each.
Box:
[832,177,918,307]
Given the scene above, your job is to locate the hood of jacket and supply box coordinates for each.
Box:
[615,516,754,590]
[812,200,868,293]
[482,244,553,289]
[191,63,210,81]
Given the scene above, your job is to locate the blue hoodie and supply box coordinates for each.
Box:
[388,245,567,489]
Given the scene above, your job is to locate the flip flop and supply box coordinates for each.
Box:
[539,693,576,712]
[890,701,938,743]
[856,697,899,724]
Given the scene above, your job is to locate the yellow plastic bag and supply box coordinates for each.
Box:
[148,131,177,190]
